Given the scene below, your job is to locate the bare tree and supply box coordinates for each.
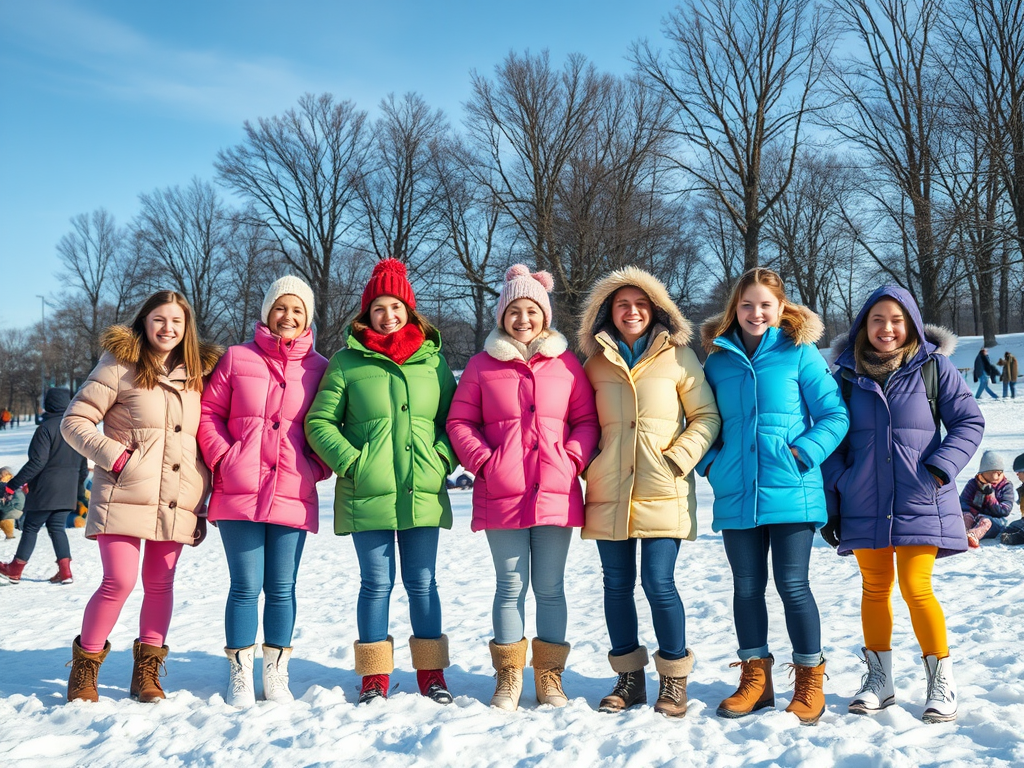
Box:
[221,212,284,345]
[634,0,837,271]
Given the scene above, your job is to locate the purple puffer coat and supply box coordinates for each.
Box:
[822,286,985,557]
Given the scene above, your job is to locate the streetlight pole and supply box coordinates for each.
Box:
[36,294,47,415]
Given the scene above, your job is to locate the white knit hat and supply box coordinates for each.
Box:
[262,276,315,330]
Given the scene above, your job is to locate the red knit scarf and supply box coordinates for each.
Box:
[358,324,426,364]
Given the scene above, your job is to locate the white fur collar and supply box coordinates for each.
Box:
[484,328,568,362]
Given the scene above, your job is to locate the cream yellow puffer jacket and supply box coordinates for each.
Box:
[578,267,720,541]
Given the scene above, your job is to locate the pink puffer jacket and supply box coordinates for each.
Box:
[199,323,330,532]
[447,329,599,531]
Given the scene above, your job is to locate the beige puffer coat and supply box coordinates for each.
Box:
[578,267,721,541]
[61,326,222,544]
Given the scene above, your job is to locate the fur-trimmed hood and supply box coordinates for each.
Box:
[830,324,957,362]
[577,267,692,358]
[100,324,223,375]
[700,303,824,354]
[483,328,569,362]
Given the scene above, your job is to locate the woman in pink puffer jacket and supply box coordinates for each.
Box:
[199,276,329,707]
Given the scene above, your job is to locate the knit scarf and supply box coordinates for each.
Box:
[357,324,425,365]
[616,332,650,369]
[854,326,920,385]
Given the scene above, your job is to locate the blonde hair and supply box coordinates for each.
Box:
[129,291,204,391]
[708,267,806,342]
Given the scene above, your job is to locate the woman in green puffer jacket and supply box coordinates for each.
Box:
[305,259,456,705]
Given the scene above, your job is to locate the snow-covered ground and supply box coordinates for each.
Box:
[2,339,1024,768]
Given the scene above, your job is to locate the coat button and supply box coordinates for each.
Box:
[401,404,408,411]
[887,456,891,462]
[174,425,181,433]
[750,444,755,452]
[530,405,536,412]
[534,483,540,491]
[172,464,180,472]
[272,422,280,430]
[168,500,176,509]
[630,421,636,428]
[533,442,539,450]
[406,445,411,451]
[270,465,276,472]
[280,382,285,388]
[408,488,414,494]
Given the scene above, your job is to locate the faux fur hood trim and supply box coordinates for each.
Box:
[577,267,692,358]
[830,323,957,362]
[100,324,223,375]
[700,304,824,354]
[484,328,568,362]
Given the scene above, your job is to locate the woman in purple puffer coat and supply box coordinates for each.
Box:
[822,286,983,724]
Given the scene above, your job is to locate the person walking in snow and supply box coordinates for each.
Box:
[447,265,599,712]
[698,267,848,726]
[0,389,87,584]
[198,277,329,708]
[973,348,1000,399]
[577,267,720,718]
[60,291,221,704]
[959,450,1014,547]
[997,351,1018,399]
[823,286,984,724]
[305,259,457,705]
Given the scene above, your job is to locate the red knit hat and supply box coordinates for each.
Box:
[361,258,416,313]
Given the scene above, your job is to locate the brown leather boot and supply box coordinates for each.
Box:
[67,636,111,702]
[130,640,169,702]
[653,649,695,717]
[717,655,775,718]
[599,647,648,713]
[785,659,827,725]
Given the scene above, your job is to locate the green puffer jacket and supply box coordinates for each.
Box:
[305,329,456,534]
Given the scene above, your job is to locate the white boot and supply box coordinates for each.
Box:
[922,654,957,723]
[225,646,256,708]
[849,648,895,715]
[262,644,294,703]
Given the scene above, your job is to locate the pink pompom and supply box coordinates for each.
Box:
[532,271,554,292]
[505,264,531,281]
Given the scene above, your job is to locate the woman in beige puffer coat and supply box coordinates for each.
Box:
[60,290,221,704]
[578,266,720,718]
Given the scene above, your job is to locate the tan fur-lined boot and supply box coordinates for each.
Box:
[410,634,452,704]
[531,638,570,708]
[717,655,775,718]
[599,647,649,713]
[785,659,827,725]
[0,519,15,539]
[131,640,169,702]
[653,649,695,718]
[354,636,394,704]
[489,638,529,711]
[67,636,111,702]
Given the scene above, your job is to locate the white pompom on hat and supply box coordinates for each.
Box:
[495,264,554,329]
[262,276,315,330]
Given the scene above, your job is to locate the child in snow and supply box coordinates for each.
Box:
[959,450,1014,547]
[0,467,25,539]
[822,286,984,724]
[998,452,1024,545]
[305,259,457,705]
[698,267,848,726]
[447,265,599,711]
[199,276,330,707]
[577,267,720,718]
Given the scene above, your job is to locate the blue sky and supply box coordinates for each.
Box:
[0,0,678,329]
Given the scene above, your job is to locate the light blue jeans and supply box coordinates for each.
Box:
[976,374,999,399]
[485,526,572,644]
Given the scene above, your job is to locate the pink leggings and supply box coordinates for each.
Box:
[79,535,184,653]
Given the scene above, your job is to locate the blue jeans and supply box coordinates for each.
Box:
[351,527,442,643]
[721,523,821,665]
[15,509,71,562]
[976,374,999,399]
[485,526,572,645]
[218,520,307,648]
[596,537,686,660]
[1003,380,1016,398]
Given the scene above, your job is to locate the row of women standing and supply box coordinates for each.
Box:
[56,258,984,726]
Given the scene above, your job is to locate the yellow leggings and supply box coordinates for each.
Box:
[854,546,948,658]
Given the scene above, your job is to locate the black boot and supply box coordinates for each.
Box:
[598,647,649,713]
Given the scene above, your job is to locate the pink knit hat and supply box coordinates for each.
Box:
[496,264,554,328]
[361,258,416,313]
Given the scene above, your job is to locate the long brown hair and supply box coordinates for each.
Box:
[130,291,204,391]
[708,267,806,342]
[351,301,435,339]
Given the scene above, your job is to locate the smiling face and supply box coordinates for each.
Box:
[736,283,782,347]
[369,295,409,335]
[503,298,545,344]
[267,294,306,340]
[144,302,186,362]
[866,299,908,353]
[611,287,652,346]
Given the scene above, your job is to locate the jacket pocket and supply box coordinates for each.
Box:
[411,427,445,495]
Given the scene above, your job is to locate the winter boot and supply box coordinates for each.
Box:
[653,649,695,718]
[67,636,111,702]
[531,638,571,708]
[0,519,15,538]
[849,648,895,715]
[0,558,26,584]
[717,655,775,718]
[785,659,827,725]
[225,645,257,708]
[598,647,648,713]
[1000,527,1024,545]
[262,644,293,703]
[489,638,529,711]
[354,636,394,704]
[131,640,169,702]
[922,654,958,723]
[410,634,452,704]
[49,558,73,585]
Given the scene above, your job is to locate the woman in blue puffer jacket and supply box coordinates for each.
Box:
[697,267,848,725]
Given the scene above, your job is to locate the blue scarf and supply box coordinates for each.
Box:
[616,333,650,369]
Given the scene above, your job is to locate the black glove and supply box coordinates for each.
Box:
[820,518,840,548]
[979,483,993,495]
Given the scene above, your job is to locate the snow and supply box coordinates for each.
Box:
[3,344,1024,767]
